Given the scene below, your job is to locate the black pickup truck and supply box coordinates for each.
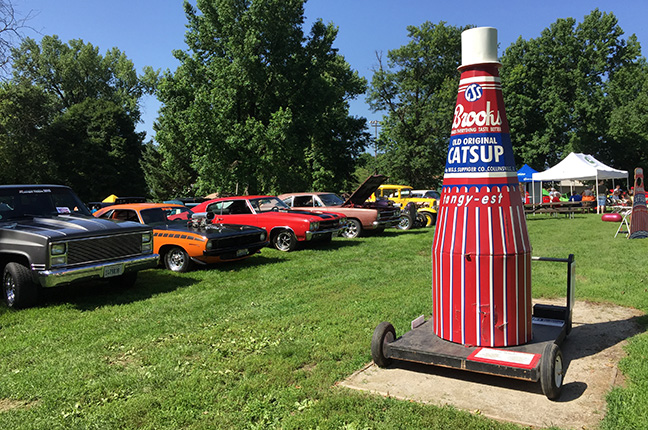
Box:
[0,185,159,308]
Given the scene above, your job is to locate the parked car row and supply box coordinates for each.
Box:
[1,177,439,308]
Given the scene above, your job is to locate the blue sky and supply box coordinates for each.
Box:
[15,0,648,143]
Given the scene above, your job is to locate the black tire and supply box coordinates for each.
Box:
[273,230,298,252]
[540,343,564,400]
[164,246,192,272]
[371,322,396,368]
[3,262,39,309]
[396,215,412,230]
[108,272,138,289]
[341,219,362,239]
[422,212,437,227]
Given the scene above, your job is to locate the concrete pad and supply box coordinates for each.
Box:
[339,300,644,429]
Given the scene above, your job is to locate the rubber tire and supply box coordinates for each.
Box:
[273,230,297,252]
[341,219,362,239]
[396,215,412,230]
[108,272,138,289]
[164,246,192,272]
[540,343,564,400]
[3,262,39,309]
[422,212,437,227]
[371,322,396,368]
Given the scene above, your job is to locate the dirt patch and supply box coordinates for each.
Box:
[0,398,37,413]
[339,300,645,429]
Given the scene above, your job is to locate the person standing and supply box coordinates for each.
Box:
[597,180,608,213]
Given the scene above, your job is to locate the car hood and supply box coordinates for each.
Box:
[153,221,265,239]
[344,174,388,206]
[0,215,148,240]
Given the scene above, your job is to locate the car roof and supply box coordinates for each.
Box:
[278,192,332,198]
[95,203,187,213]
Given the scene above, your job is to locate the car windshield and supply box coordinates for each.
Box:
[400,189,412,198]
[140,208,169,224]
[319,193,344,206]
[0,187,91,221]
[424,191,440,199]
[250,197,289,213]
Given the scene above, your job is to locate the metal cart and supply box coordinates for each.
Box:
[371,255,575,400]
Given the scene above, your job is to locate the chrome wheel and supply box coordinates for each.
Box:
[273,230,297,252]
[164,247,191,272]
[4,272,16,307]
[341,219,362,238]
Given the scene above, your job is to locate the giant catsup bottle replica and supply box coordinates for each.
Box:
[432,27,532,347]
[629,167,648,239]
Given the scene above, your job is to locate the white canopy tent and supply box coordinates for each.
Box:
[531,152,629,213]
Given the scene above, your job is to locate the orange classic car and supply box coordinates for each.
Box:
[94,203,268,272]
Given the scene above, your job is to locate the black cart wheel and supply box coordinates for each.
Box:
[371,322,396,367]
[3,262,39,308]
[540,343,564,400]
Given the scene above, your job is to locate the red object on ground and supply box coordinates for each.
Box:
[432,27,532,348]
[601,213,622,222]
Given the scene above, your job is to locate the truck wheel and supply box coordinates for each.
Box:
[540,343,564,400]
[108,272,138,289]
[341,219,362,238]
[273,230,297,252]
[3,262,39,308]
[371,322,396,367]
[164,247,192,272]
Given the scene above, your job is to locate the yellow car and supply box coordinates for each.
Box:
[371,184,438,226]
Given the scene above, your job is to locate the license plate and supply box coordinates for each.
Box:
[103,263,124,278]
[236,248,249,257]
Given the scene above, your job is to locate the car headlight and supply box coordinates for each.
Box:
[340,217,347,225]
[51,243,67,255]
[206,240,214,250]
[260,231,267,241]
[309,221,319,231]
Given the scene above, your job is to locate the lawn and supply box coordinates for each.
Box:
[0,212,646,429]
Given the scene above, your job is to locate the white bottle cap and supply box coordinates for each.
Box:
[460,27,500,69]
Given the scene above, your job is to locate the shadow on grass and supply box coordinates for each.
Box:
[37,253,286,310]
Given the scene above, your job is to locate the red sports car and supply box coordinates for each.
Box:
[192,196,346,251]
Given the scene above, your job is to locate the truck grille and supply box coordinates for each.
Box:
[66,233,143,266]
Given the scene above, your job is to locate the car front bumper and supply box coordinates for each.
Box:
[305,226,344,241]
[35,254,159,288]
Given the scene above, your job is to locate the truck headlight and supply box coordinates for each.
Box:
[50,243,67,266]
[141,232,153,253]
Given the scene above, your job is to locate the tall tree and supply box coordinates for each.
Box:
[500,9,645,172]
[150,0,368,198]
[0,36,152,199]
[366,21,469,188]
[0,0,33,78]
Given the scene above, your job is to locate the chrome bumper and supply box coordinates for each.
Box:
[372,219,400,228]
[305,226,343,240]
[36,254,159,288]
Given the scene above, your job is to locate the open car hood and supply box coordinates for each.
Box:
[343,174,388,206]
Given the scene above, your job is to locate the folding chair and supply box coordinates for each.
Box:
[615,209,632,238]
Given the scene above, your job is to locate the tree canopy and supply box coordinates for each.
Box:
[366,21,469,188]
[147,0,368,199]
[0,36,152,200]
[500,9,647,173]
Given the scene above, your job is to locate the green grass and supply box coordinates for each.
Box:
[0,213,646,429]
